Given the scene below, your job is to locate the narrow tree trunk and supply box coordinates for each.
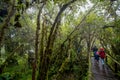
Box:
[32,3,45,80]
[37,18,45,80]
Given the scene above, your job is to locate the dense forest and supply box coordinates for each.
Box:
[0,0,120,80]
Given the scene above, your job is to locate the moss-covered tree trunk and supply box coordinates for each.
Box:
[32,2,45,80]
[0,0,16,47]
[0,0,16,72]
[37,0,77,80]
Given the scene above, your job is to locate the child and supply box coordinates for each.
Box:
[95,51,99,63]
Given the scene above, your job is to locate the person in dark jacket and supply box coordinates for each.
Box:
[91,46,98,59]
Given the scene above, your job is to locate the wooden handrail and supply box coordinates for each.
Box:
[88,52,92,80]
[106,53,120,73]
[106,54,120,66]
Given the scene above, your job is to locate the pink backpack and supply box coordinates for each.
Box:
[96,51,99,55]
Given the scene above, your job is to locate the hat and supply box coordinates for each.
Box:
[100,47,104,51]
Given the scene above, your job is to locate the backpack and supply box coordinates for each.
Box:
[96,51,99,55]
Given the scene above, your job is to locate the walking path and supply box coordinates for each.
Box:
[91,57,118,80]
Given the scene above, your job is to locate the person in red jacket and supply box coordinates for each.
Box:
[99,47,106,65]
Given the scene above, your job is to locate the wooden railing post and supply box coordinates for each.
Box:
[115,63,118,73]
[105,56,107,63]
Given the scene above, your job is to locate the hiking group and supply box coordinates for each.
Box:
[92,46,106,65]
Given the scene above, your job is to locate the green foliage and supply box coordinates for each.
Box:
[1,0,120,79]
[53,0,70,4]
[49,44,88,80]
[0,53,32,80]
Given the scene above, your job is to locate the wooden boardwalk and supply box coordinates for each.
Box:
[91,57,118,80]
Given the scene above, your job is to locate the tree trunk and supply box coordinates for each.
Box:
[37,17,46,80]
[0,0,16,47]
[32,3,45,80]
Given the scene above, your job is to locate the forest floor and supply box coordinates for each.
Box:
[91,57,118,80]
